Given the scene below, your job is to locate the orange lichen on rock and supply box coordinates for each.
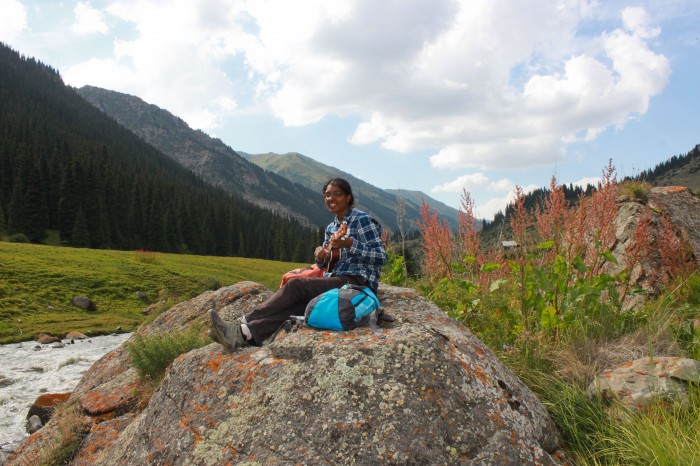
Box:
[73,414,136,465]
[79,378,140,415]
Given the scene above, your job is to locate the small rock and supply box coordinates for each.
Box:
[65,331,88,340]
[26,415,43,434]
[71,296,96,311]
[27,393,71,424]
[35,334,60,344]
[52,342,65,349]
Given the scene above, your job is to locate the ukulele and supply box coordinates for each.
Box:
[324,221,348,272]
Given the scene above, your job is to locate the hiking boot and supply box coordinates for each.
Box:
[207,309,246,353]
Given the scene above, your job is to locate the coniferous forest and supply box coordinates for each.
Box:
[0,43,320,261]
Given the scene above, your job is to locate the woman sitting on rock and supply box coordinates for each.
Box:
[208,177,387,351]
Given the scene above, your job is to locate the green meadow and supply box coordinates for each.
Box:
[0,241,304,344]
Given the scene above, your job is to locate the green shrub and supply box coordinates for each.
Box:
[128,329,209,382]
[519,370,613,463]
[8,233,29,243]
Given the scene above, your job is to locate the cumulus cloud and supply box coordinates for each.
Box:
[50,0,669,166]
[0,0,27,42]
[476,183,541,220]
[61,0,245,130]
[432,173,513,193]
[71,2,109,34]
[220,0,668,171]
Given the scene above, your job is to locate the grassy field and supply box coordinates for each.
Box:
[0,241,305,344]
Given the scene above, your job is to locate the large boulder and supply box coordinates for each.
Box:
[610,186,699,306]
[7,282,567,465]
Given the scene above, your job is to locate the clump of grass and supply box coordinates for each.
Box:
[620,180,652,202]
[523,371,700,465]
[519,370,613,463]
[37,402,84,466]
[595,384,700,466]
[128,329,210,382]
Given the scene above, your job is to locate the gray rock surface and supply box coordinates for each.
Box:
[588,356,700,411]
[648,186,700,259]
[6,282,567,465]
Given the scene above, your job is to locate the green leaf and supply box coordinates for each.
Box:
[536,240,555,250]
[572,256,589,274]
[540,306,561,329]
[481,262,501,273]
[601,250,618,265]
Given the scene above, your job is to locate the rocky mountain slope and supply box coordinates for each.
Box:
[76,86,328,227]
[241,151,460,232]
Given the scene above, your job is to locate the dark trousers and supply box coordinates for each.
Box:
[246,275,365,345]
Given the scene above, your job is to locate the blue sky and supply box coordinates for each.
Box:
[1,0,698,220]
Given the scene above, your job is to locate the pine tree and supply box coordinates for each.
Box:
[58,163,79,243]
[71,208,91,247]
[0,201,6,236]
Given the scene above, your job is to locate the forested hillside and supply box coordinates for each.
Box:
[479,145,699,247]
[0,43,318,261]
[76,86,330,227]
[636,144,700,193]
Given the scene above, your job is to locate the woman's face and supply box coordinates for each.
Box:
[323,184,352,217]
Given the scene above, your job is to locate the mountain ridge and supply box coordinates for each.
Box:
[76,86,459,232]
[240,151,460,232]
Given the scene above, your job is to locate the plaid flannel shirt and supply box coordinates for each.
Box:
[318,208,387,291]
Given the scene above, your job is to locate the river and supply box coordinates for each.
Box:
[0,333,132,461]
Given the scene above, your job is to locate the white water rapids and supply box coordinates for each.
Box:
[0,333,132,460]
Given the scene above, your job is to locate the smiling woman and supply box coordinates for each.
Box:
[208,177,388,351]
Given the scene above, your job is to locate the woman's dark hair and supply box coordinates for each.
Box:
[323,178,354,207]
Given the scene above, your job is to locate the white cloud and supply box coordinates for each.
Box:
[571,176,600,188]
[431,173,545,220]
[234,0,669,170]
[32,0,670,165]
[0,0,27,42]
[71,2,109,34]
[622,7,660,39]
[432,173,513,193]
[476,183,540,220]
[61,0,246,130]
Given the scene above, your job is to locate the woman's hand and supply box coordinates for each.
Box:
[314,246,329,262]
[329,237,353,249]
[315,237,353,263]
